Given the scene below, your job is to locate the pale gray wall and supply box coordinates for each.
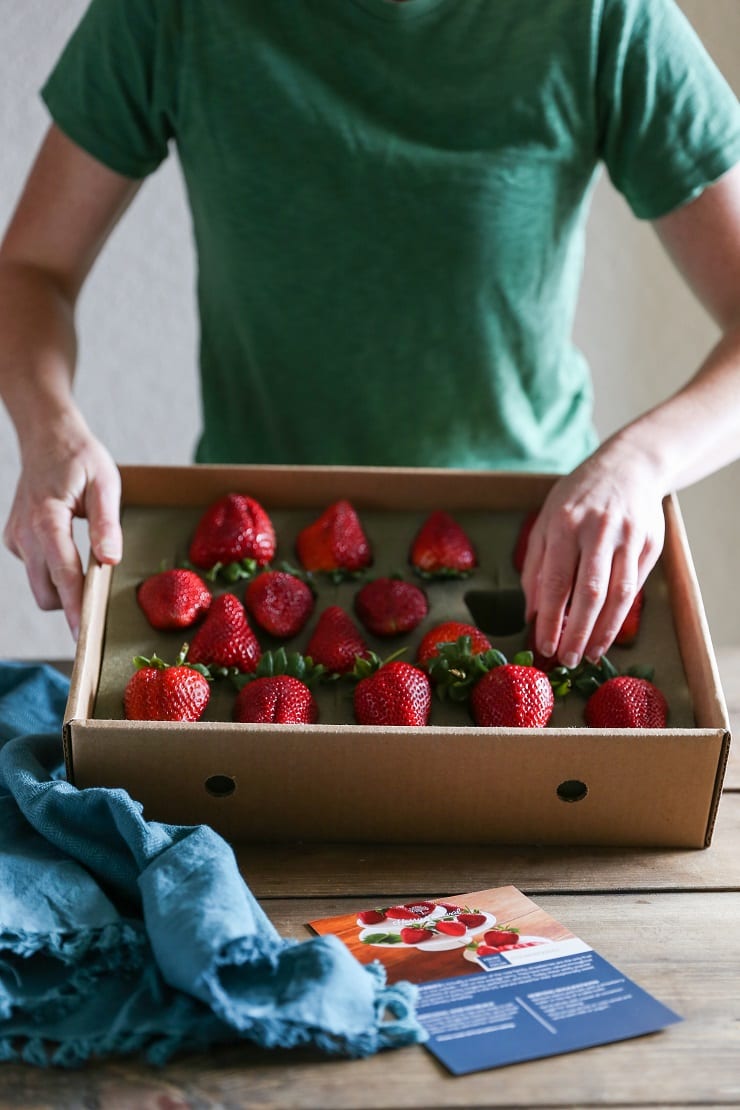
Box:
[0,0,738,659]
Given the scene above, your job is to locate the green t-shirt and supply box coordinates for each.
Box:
[42,0,740,470]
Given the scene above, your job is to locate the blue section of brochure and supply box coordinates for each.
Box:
[416,941,682,1074]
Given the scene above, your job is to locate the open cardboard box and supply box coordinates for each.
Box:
[63,465,731,848]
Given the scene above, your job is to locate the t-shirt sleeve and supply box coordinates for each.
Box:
[595,0,740,218]
[41,0,178,179]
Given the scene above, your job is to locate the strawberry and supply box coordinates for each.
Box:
[295,500,372,575]
[353,660,432,727]
[435,919,467,937]
[614,588,645,647]
[400,925,435,945]
[512,509,539,574]
[471,663,554,727]
[136,568,211,630]
[187,593,261,673]
[188,493,276,571]
[354,577,428,637]
[584,674,668,728]
[384,904,430,921]
[124,651,210,722]
[244,570,315,638]
[436,902,464,915]
[358,909,387,926]
[483,927,520,947]
[416,621,492,669]
[409,510,477,577]
[234,675,318,724]
[400,900,437,918]
[456,910,487,929]
[305,606,370,674]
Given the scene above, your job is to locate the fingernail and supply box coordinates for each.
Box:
[562,652,579,669]
[587,647,605,664]
[98,544,121,562]
[541,641,556,658]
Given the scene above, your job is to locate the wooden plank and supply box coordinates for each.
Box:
[234,791,740,899]
[0,892,737,1108]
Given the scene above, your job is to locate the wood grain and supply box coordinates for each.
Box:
[0,893,738,1108]
[234,792,740,899]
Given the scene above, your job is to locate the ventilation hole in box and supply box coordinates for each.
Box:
[556,780,588,803]
[205,774,236,798]
[464,588,526,636]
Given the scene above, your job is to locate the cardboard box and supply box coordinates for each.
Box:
[63,465,731,848]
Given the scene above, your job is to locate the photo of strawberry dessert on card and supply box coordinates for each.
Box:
[307,886,572,986]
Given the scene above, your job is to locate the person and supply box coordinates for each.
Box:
[1,0,739,668]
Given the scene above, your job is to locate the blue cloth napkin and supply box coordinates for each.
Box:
[0,662,425,1067]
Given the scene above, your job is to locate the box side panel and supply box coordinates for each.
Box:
[69,723,724,848]
[119,464,558,512]
[63,560,112,780]
[662,495,730,733]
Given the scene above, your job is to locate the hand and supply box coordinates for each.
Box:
[520,442,666,668]
[3,424,122,640]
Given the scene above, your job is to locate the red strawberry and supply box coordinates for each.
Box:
[400,925,435,945]
[187,593,261,673]
[476,944,505,957]
[614,588,645,647]
[409,510,477,576]
[435,919,467,937]
[136,568,211,630]
[512,509,539,574]
[456,910,487,929]
[233,675,318,724]
[483,928,520,947]
[384,906,416,921]
[124,654,210,722]
[305,606,370,674]
[353,661,432,727]
[416,621,492,668]
[584,675,668,728]
[400,900,437,918]
[295,500,372,574]
[244,570,314,638]
[358,909,387,926]
[354,577,428,637]
[471,664,554,727]
[188,493,276,570]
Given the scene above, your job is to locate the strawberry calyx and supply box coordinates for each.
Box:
[231,646,326,691]
[548,654,655,699]
[349,647,408,681]
[180,556,260,584]
[132,644,214,680]
[424,636,518,701]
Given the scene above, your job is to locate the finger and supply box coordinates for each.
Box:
[520,527,545,623]
[33,501,85,638]
[532,528,580,662]
[583,544,640,662]
[555,532,616,667]
[15,537,64,613]
[86,471,122,564]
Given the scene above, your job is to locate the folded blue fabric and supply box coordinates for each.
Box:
[0,662,425,1066]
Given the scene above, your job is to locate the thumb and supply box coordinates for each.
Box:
[85,470,123,565]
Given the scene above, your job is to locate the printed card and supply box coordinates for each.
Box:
[308,885,681,1074]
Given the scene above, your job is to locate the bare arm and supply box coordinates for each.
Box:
[0,124,142,637]
[522,161,740,667]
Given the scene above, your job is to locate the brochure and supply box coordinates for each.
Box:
[308,885,681,1074]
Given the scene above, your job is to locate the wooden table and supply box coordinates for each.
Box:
[1,658,739,1109]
